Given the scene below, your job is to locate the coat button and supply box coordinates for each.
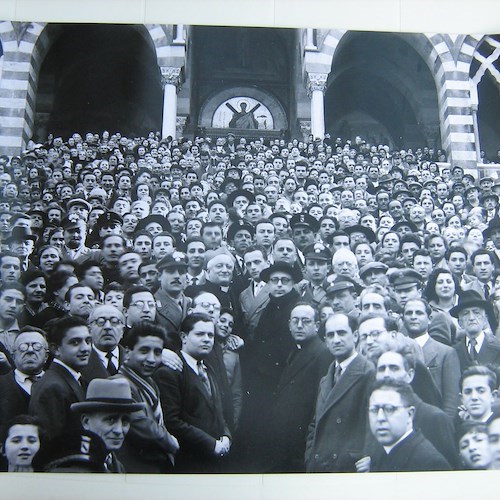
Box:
[332,454,337,460]
[336,418,342,424]
[314,454,319,460]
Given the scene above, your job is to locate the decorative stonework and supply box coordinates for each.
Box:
[11,21,33,46]
[306,72,328,97]
[299,119,312,141]
[160,67,182,90]
[176,116,188,137]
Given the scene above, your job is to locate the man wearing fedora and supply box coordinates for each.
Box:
[71,378,146,473]
[5,226,37,272]
[451,290,500,372]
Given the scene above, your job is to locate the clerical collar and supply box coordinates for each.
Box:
[384,429,413,454]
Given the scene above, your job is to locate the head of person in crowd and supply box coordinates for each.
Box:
[389,269,423,309]
[243,245,269,283]
[460,365,497,423]
[20,269,47,310]
[71,378,144,455]
[451,290,496,339]
[12,327,49,378]
[446,246,468,279]
[0,415,42,472]
[303,243,331,286]
[290,213,318,251]
[37,245,61,274]
[180,313,215,361]
[323,312,358,362]
[289,302,320,347]
[331,247,358,279]
[75,260,104,295]
[6,226,37,262]
[0,282,25,328]
[88,304,125,354]
[359,287,391,317]
[122,321,165,379]
[65,282,96,320]
[104,282,125,312]
[47,315,91,372]
[189,292,221,323]
[0,252,22,285]
[358,314,401,363]
[206,254,234,287]
[201,222,223,251]
[133,230,153,260]
[123,285,157,327]
[325,277,360,315]
[101,235,126,266]
[215,307,235,344]
[368,379,416,448]
[488,413,500,470]
[138,259,160,292]
[260,262,302,299]
[118,252,142,285]
[457,421,492,470]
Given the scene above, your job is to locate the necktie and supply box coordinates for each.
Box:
[484,283,490,298]
[106,352,118,375]
[192,276,198,286]
[334,364,342,385]
[197,361,212,397]
[469,338,478,361]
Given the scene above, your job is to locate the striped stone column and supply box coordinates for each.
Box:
[427,34,480,169]
[0,21,44,156]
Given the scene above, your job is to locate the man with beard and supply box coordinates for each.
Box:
[0,328,48,425]
[29,316,91,439]
[155,252,191,334]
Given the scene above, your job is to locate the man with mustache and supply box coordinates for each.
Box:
[155,252,191,335]
[29,316,91,439]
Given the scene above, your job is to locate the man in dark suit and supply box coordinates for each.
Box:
[29,316,91,439]
[451,290,500,372]
[227,220,253,298]
[155,313,232,473]
[305,313,374,472]
[0,328,48,426]
[239,245,270,340]
[268,303,333,472]
[368,379,451,472]
[81,304,126,382]
[403,298,461,418]
[461,249,496,299]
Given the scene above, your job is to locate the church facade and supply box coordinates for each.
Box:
[0,22,498,168]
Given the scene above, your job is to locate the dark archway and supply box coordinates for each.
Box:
[325,32,441,150]
[190,26,295,137]
[33,24,162,140]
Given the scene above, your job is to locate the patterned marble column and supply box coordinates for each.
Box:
[307,72,328,140]
[160,67,182,139]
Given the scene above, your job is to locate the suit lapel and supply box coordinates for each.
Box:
[52,363,85,401]
[282,337,322,382]
[317,355,364,422]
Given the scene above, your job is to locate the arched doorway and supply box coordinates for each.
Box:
[472,35,500,162]
[33,24,163,141]
[190,26,295,138]
[325,32,441,150]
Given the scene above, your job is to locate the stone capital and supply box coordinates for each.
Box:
[160,67,182,89]
[306,72,328,97]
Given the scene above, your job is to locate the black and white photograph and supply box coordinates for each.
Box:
[0,0,499,497]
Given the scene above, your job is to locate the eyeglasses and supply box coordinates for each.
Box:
[197,302,221,311]
[290,318,314,326]
[368,404,408,416]
[129,300,156,309]
[92,317,123,327]
[360,330,387,341]
[16,342,45,352]
[269,277,292,285]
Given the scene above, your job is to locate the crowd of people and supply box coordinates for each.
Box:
[0,129,500,473]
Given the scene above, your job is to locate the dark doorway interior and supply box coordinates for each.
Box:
[34,24,162,141]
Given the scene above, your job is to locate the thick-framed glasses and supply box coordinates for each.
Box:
[368,404,408,416]
[129,300,156,309]
[197,302,221,311]
[16,342,45,353]
[269,277,292,285]
[290,318,314,327]
[360,330,387,341]
[92,317,123,327]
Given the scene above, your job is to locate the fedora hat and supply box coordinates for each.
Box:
[71,378,145,413]
[5,226,37,244]
[260,262,303,283]
[450,290,495,320]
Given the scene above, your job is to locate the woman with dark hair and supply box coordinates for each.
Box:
[424,268,461,343]
[0,415,43,472]
[37,245,61,274]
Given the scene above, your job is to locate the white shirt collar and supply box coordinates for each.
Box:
[338,351,358,372]
[467,331,485,352]
[414,332,430,347]
[181,350,202,375]
[94,346,120,367]
[53,359,81,381]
